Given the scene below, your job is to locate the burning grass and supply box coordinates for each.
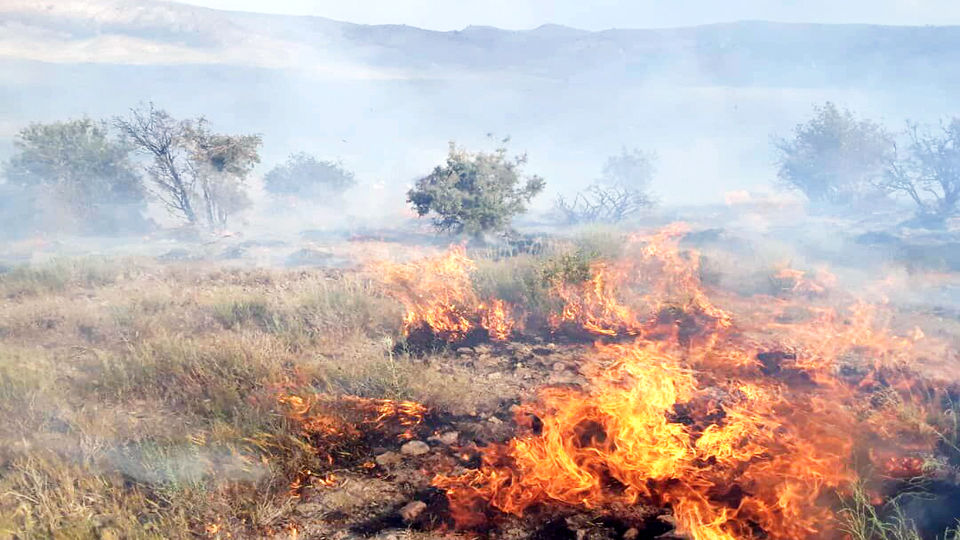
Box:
[0,227,959,539]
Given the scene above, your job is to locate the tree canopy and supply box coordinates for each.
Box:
[882,119,960,219]
[116,104,261,230]
[774,102,892,206]
[264,152,356,198]
[407,142,545,237]
[3,118,146,233]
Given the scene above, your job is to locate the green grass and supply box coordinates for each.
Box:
[211,297,284,332]
[837,481,960,540]
[0,257,129,298]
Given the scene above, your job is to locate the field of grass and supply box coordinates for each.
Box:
[2,233,959,540]
[0,255,486,538]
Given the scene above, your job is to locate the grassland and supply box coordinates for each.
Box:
[1,234,959,540]
[0,255,453,538]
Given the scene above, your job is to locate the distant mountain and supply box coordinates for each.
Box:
[3,1,959,85]
[1,0,958,204]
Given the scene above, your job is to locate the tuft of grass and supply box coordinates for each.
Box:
[0,452,176,539]
[839,479,960,540]
[311,336,507,416]
[94,333,292,423]
[472,255,557,314]
[0,258,128,298]
[212,297,284,332]
[568,225,628,261]
[839,482,927,540]
[286,276,402,347]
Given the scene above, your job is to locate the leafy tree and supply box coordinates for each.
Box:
[264,152,356,199]
[774,102,892,205]
[883,119,960,219]
[115,103,261,230]
[3,118,146,233]
[407,142,545,237]
[555,148,656,224]
[600,147,656,188]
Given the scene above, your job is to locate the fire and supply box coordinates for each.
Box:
[434,339,862,538]
[278,393,427,442]
[550,261,641,336]
[374,245,517,341]
[431,224,946,539]
[205,520,231,538]
[478,299,514,341]
[278,392,428,496]
[550,223,732,339]
[773,266,836,296]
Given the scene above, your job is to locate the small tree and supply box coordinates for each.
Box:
[184,122,261,229]
[264,152,356,199]
[774,102,892,205]
[555,148,656,224]
[3,118,146,233]
[882,119,960,219]
[115,103,261,230]
[407,142,545,237]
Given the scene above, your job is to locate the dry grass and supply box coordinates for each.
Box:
[0,255,516,538]
[3,241,957,539]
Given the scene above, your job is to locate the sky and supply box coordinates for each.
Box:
[176,0,959,30]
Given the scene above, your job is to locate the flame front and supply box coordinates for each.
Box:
[433,224,946,539]
[374,245,517,341]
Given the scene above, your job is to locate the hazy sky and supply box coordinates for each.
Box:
[177,0,959,30]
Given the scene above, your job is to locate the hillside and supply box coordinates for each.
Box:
[1,0,958,204]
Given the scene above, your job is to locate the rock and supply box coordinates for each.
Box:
[375,451,402,466]
[623,528,639,540]
[219,245,247,260]
[295,502,325,515]
[158,248,199,262]
[552,362,567,372]
[399,440,430,456]
[285,247,347,267]
[399,500,427,522]
[437,431,459,445]
[487,416,503,424]
[487,371,502,379]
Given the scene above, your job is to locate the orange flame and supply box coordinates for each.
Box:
[550,223,732,339]
[432,224,945,539]
[278,392,428,495]
[374,245,517,341]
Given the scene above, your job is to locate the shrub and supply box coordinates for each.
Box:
[407,141,545,238]
[774,102,892,206]
[263,152,355,199]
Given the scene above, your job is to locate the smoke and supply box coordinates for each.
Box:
[0,1,957,289]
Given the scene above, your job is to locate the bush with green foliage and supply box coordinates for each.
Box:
[264,152,356,199]
[774,102,892,206]
[407,142,545,238]
[3,118,147,234]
